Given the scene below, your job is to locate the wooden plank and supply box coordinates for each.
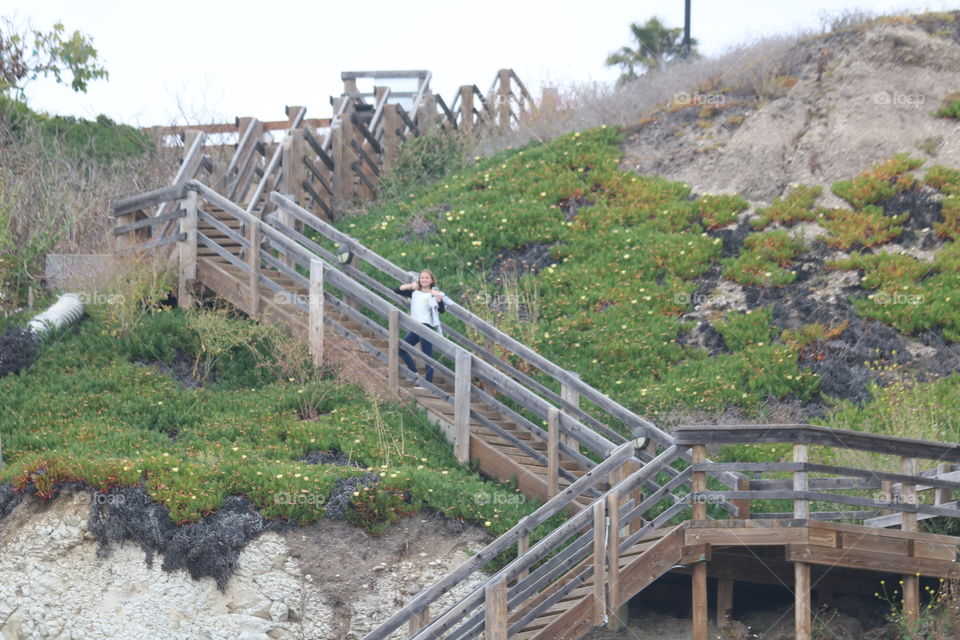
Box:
[388,308,399,398]
[607,492,621,614]
[866,501,960,528]
[112,183,188,216]
[618,527,683,601]
[522,591,594,640]
[681,543,712,566]
[685,526,810,547]
[407,606,428,636]
[673,425,960,462]
[784,544,960,578]
[113,207,186,235]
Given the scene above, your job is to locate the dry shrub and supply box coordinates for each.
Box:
[0,117,176,309]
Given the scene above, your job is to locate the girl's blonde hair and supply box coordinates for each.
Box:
[419,269,437,289]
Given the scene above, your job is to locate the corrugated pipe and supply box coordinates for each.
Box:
[27,293,85,337]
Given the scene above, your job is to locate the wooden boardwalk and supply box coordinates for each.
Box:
[110,70,960,640]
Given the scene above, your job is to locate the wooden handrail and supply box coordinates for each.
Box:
[674,424,960,461]
[245,106,307,212]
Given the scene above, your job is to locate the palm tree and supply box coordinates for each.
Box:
[606,17,698,85]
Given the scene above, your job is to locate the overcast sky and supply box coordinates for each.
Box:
[4,0,958,126]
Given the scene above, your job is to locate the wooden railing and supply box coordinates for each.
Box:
[365,425,960,640]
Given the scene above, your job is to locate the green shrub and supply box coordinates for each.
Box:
[751,185,823,229]
[935,93,960,119]
[926,165,960,196]
[831,153,923,209]
[723,230,805,286]
[715,308,777,351]
[819,205,908,249]
[696,193,749,229]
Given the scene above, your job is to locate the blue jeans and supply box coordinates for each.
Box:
[399,324,435,382]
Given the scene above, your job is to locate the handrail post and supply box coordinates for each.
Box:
[560,372,581,452]
[388,308,399,398]
[793,443,809,519]
[485,578,507,640]
[382,104,402,174]
[454,350,472,463]
[496,68,511,130]
[247,217,261,321]
[606,490,626,630]
[936,462,952,506]
[734,476,751,519]
[458,85,474,133]
[177,189,198,309]
[593,499,606,626]
[309,259,324,368]
[417,92,437,134]
[407,606,429,636]
[547,408,559,497]
[901,456,919,625]
[517,534,529,580]
[691,444,707,520]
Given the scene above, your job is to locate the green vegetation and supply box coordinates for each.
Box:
[722,230,805,287]
[605,17,698,85]
[341,127,819,417]
[820,205,909,249]
[750,185,822,229]
[830,153,923,209]
[0,308,552,543]
[935,92,960,119]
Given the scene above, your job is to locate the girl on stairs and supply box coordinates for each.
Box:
[394,269,452,386]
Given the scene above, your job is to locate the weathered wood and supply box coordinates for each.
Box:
[516,534,529,581]
[785,544,960,578]
[795,562,811,640]
[309,259,324,367]
[382,105,402,173]
[113,207,186,235]
[593,500,606,625]
[674,425,960,462]
[341,70,430,80]
[113,183,188,216]
[408,606,429,636]
[607,491,621,617]
[692,561,707,640]
[717,578,733,629]
[454,350,472,463]
[794,444,809,520]
[692,445,707,521]
[247,218,262,320]
[177,190,198,309]
[363,443,633,640]
[485,578,507,640]
[547,408,559,498]
[388,308,399,398]
[458,85,474,132]
[496,68,511,130]
[901,457,920,625]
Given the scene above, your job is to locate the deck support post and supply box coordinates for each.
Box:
[408,606,429,636]
[717,578,733,629]
[795,561,812,640]
[308,259,324,368]
[692,561,708,640]
[607,490,628,630]
[794,444,809,519]
[517,534,529,581]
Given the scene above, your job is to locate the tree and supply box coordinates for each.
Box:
[605,17,698,85]
[0,18,108,97]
